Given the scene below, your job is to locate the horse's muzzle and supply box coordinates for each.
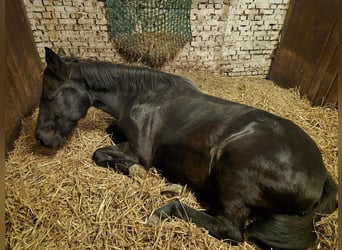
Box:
[36,130,63,149]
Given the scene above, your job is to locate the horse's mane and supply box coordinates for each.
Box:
[74,60,197,92]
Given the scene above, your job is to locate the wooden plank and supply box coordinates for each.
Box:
[304,15,338,101]
[268,0,301,89]
[5,0,42,155]
[310,42,338,106]
[323,73,338,106]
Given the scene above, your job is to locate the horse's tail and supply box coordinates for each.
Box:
[246,174,337,249]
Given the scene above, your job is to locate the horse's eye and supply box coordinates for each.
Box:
[54,112,62,119]
[43,95,55,101]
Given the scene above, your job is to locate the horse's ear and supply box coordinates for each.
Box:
[57,47,67,57]
[44,47,70,78]
[45,47,62,67]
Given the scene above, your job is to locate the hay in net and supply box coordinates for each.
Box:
[106,0,192,67]
[5,74,338,249]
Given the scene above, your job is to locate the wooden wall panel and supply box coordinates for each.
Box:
[5,0,43,155]
[268,0,338,107]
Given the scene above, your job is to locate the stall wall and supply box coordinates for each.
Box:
[269,0,338,106]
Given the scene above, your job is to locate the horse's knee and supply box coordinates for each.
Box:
[92,146,115,166]
[147,200,184,225]
[92,143,142,175]
[92,146,130,174]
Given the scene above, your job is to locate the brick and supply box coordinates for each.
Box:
[95,19,107,25]
[255,1,270,9]
[84,1,94,7]
[32,12,43,19]
[239,20,249,26]
[264,20,277,26]
[198,4,206,9]
[260,9,274,15]
[52,6,65,12]
[59,19,76,25]
[240,15,247,21]
[65,6,78,12]
[35,25,45,31]
[42,12,52,18]
[70,13,83,19]
[54,0,63,6]
[84,6,96,13]
[54,24,64,30]
[42,0,52,6]
[51,12,61,18]
[33,30,43,36]
[254,15,262,21]
[77,18,94,25]
[45,24,55,30]
[60,13,70,19]
[63,0,72,5]
[26,12,33,18]
[214,3,222,9]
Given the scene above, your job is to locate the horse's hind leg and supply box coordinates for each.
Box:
[92,142,139,175]
[148,200,245,243]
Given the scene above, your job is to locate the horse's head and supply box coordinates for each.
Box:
[35,48,90,148]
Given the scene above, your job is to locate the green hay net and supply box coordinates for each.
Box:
[105,0,192,67]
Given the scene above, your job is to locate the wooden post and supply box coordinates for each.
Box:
[5,0,43,156]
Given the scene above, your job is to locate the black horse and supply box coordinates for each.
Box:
[36,48,337,249]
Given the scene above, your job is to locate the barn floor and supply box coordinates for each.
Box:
[5,73,338,249]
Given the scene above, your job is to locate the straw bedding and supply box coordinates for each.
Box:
[5,73,338,249]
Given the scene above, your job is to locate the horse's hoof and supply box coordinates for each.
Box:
[160,184,185,196]
[129,164,147,177]
[146,213,161,226]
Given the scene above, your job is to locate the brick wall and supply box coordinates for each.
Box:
[23,0,289,77]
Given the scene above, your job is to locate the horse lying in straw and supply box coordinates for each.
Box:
[36,48,337,249]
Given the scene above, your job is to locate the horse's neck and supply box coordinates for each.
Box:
[88,89,127,119]
[89,85,160,120]
[82,64,188,119]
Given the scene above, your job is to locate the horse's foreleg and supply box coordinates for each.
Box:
[105,124,128,144]
[92,142,139,175]
[148,200,244,243]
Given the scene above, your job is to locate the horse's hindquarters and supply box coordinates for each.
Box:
[212,129,326,215]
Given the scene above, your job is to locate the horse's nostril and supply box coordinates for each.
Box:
[36,134,45,146]
[38,138,44,145]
